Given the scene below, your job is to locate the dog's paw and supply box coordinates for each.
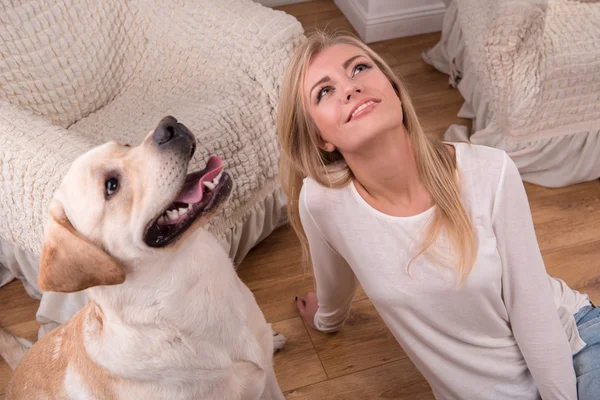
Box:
[272,331,287,353]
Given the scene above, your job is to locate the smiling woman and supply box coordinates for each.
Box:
[277,31,476,284]
[276,30,600,400]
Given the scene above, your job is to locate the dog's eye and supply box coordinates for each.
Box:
[105,177,119,198]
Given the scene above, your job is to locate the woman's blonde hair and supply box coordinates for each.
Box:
[277,30,477,285]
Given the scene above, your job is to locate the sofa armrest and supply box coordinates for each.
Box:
[232,2,305,109]
[0,101,96,254]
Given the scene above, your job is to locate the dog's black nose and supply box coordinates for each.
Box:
[153,116,179,145]
[151,116,196,158]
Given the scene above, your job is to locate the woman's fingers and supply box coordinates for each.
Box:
[296,295,305,313]
[295,292,318,330]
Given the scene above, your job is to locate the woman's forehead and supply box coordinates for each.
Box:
[308,44,368,70]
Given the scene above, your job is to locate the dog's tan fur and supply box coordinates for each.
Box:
[38,204,126,294]
[6,303,118,399]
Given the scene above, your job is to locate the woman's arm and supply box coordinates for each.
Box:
[492,153,576,399]
[298,183,357,332]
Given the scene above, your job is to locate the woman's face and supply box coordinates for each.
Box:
[303,44,404,155]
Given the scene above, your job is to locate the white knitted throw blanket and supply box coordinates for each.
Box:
[0,0,304,255]
[454,0,600,141]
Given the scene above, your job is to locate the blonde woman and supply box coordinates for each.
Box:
[277,31,600,399]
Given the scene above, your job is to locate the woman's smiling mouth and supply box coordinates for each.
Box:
[346,99,380,122]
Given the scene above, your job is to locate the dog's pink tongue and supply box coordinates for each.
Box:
[177,180,204,204]
[175,156,223,204]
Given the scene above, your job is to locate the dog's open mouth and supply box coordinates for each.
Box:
[144,156,232,248]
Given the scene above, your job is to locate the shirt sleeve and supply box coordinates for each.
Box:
[299,182,357,333]
[492,153,576,399]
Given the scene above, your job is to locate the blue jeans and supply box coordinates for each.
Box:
[573,302,600,399]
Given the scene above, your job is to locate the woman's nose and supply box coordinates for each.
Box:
[343,84,362,103]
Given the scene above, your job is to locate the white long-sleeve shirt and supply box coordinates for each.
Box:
[299,143,590,400]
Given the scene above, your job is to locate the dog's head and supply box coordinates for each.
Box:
[38,116,233,293]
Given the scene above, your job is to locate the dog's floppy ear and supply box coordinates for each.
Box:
[38,201,126,293]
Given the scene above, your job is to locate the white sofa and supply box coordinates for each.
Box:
[0,0,304,335]
[423,0,600,188]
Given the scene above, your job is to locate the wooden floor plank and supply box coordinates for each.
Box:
[0,280,39,396]
[278,0,357,36]
[241,261,367,325]
[238,225,368,324]
[244,271,317,324]
[237,226,305,284]
[305,299,407,379]
[544,240,600,305]
[524,178,600,199]
[0,280,40,329]
[272,317,328,392]
[531,182,600,253]
[284,359,434,400]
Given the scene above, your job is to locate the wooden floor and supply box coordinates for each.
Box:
[1,1,600,399]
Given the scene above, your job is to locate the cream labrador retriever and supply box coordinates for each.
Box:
[0,116,286,400]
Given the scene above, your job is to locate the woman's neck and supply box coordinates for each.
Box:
[343,126,433,216]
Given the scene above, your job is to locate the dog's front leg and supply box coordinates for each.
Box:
[272,330,287,354]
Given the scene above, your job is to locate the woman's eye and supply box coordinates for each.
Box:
[317,86,332,102]
[105,177,119,198]
[352,63,370,77]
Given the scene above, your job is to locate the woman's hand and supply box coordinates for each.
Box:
[296,291,318,330]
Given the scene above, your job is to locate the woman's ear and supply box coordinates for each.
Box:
[321,143,336,152]
[318,139,336,153]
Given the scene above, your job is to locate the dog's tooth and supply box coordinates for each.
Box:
[178,207,188,215]
[203,181,216,190]
[158,215,166,224]
[213,171,223,185]
[166,210,178,220]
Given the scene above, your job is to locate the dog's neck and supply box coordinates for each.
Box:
[86,229,242,330]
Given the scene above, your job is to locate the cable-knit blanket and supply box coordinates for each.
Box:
[424,0,600,187]
[0,0,303,257]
